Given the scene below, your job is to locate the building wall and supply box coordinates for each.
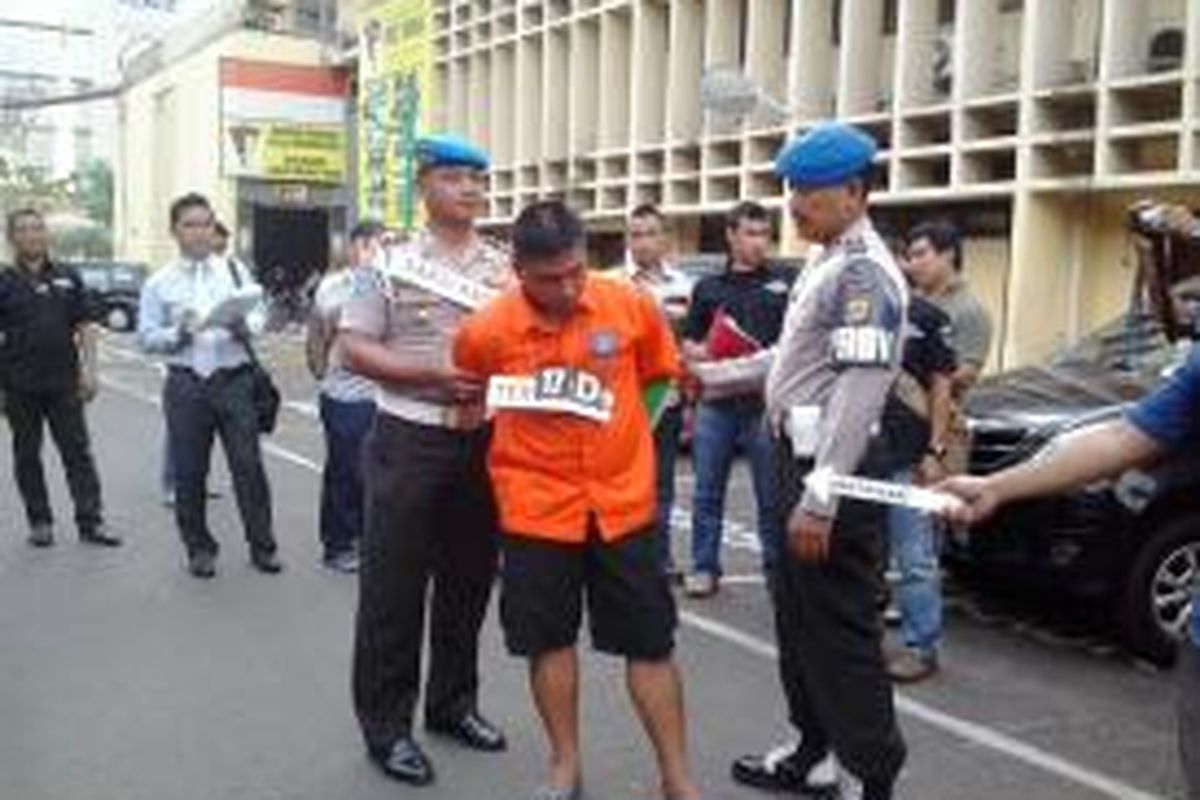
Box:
[115,30,331,267]
[390,0,1200,368]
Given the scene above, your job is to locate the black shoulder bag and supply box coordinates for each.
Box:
[226,260,281,434]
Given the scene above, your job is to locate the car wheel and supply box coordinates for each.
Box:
[106,306,132,332]
[1120,514,1200,666]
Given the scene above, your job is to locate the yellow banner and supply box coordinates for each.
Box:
[358,0,436,229]
[225,122,347,184]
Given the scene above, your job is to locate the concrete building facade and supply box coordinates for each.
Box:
[115,0,350,283]
[419,0,1200,370]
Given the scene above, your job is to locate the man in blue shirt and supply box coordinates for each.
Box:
[942,348,1200,796]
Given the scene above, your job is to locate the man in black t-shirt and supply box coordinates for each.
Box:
[881,293,956,683]
[681,202,794,597]
[0,209,119,548]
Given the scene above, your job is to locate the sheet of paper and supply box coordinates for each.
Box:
[199,286,263,330]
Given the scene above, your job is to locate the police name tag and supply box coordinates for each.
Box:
[487,368,615,423]
[831,326,893,365]
[382,249,499,311]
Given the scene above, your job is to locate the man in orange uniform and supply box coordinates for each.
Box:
[454,201,702,800]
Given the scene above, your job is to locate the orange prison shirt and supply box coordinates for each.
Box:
[453,276,681,544]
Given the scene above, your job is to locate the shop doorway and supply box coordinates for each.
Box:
[252,205,330,294]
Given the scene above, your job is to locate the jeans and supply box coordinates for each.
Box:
[4,388,104,534]
[319,394,375,559]
[690,401,780,576]
[887,468,943,657]
[653,403,684,571]
[164,365,276,558]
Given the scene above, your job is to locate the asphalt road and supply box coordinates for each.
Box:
[0,331,1187,800]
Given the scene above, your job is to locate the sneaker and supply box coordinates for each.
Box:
[323,550,360,574]
[684,572,719,598]
[27,522,54,548]
[882,605,902,627]
[886,648,939,684]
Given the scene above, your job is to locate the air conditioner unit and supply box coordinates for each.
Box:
[1147,26,1185,73]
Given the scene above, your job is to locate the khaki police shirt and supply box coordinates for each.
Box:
[765,217,909,519]
[339,230,511,417]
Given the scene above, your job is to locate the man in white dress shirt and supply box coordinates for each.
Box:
[138,193,281,579]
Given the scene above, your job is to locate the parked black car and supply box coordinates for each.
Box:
[945,313,1200,664]
[73,261,148,332]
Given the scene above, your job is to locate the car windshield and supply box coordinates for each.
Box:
[1050,313,1180,375]
[112,265,145,287]
[76,265,107,291]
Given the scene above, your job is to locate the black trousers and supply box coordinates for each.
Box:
[3,387,103,533]
[163,366,276,558]
[770,434,906,787]
[1179,644,1200,799]
[353,414,498,750]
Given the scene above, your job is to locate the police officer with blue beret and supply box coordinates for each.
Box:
[732,123,909,799]
[340,133,511,785]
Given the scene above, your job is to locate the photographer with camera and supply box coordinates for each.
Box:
[942,200,1200,798]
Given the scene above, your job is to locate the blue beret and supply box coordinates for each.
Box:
[416,134,490,171]
[774,122,878,188]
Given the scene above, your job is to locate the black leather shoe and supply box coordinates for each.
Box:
[250,550,284,574]
[427,711,507,752]
[80,526,122,547]
[188,551,217,579]
[731,744,837,796]
[369,737,435,785]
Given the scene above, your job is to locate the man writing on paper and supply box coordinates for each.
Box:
[339,135,510,786]
[455,201,701,800]
[733,123,908,800]
[138,193,278,578]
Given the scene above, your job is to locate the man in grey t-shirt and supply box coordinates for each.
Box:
[306,220,384,573]
[905,220,993,394]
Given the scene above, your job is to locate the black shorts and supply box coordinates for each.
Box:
[500,525,677,661]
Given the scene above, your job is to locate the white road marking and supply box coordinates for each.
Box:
[98,358,1169,800]
[717,574,768,586]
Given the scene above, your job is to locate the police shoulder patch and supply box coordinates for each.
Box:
[843,297,872,324]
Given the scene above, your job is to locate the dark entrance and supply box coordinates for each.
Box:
[252,205,330,293]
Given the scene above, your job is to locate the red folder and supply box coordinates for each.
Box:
[705,309,762,360]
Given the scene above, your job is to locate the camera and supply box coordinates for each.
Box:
[1127,200,1200,240]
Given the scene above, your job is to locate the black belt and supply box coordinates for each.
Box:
[168,363,251,382]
